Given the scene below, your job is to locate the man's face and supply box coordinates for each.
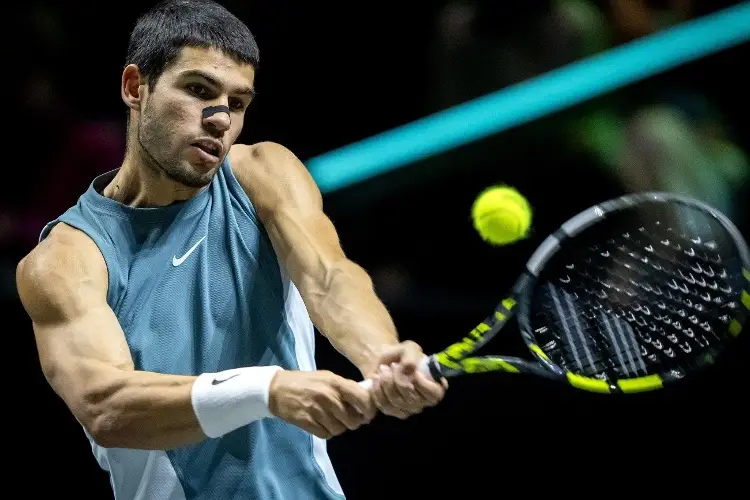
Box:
[137,47,256,188]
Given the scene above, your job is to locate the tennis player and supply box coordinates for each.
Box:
[15,1,445,498]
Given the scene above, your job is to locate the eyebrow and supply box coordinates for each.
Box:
[179,69,255,97]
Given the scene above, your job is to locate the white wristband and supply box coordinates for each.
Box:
[191,365,283,438]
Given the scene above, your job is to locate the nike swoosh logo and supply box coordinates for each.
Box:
[172,235,207,267]
[212,374,240,385]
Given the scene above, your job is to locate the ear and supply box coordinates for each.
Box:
[121,64,144,111]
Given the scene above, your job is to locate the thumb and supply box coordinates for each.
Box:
[363,344,403,379]
[377,341,425,376]
[376,344,405,366]
[398,341,426,375]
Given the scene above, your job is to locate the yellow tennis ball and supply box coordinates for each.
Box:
[471,186,532,245]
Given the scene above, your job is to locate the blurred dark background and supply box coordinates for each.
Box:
[5,0,749,498]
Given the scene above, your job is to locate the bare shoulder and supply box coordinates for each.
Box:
[229,142,315,188]
[228,142,322,217]
[16,223,108,324]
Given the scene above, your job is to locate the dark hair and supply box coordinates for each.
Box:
[126,0,259,91]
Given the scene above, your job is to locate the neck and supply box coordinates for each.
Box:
[103,142,203,209]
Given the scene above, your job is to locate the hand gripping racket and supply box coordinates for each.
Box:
[361,192,750,394]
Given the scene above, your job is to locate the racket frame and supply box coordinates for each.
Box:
[427,192,750,394]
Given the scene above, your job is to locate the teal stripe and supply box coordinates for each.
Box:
[308,2,750,193]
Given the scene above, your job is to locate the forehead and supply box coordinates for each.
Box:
[166,46,255,89]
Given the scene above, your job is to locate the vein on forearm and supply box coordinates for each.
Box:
[267,210,398,374]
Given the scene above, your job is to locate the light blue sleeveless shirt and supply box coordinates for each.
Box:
[39,159,345,500]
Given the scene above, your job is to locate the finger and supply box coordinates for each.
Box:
[374,345,404,369]
[328,395,366,431]
[376,365,414,418]
[300,418,332,440]
[387,363,425,412]
[312,396,350,435]
[379,364,407,407]
[369,374,388,413]
[318,410,348,436]
[412,370,446,407]
[397,341,425,375]
[372,376,411,419]
[337,379,377,422]
[345,402,370,427]
[391,362,423,405]
[370,374,393,416]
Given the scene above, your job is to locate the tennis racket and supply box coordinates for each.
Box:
[360,192,750,394]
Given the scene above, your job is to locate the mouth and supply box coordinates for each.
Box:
[191,140,222,160]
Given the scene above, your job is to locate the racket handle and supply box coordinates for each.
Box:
[358,356,433,390]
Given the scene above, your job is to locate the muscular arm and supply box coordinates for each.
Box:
[230,143,399,377]
[17,224,205,450]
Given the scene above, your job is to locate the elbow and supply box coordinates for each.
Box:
[85,406,123,448]
[76,381,128,448]
[42,361,135,449]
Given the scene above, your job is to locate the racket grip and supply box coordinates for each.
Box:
[358,356,433,391]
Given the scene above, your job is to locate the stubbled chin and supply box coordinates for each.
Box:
[158,160,215,189]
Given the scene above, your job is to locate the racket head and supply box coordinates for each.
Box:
[516,192,750,394]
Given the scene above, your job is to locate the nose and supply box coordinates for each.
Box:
[202,104,231,134]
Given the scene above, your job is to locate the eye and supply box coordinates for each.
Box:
[229,98,247,111]
[187,83,210,98]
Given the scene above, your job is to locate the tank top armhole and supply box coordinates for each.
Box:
[221,156,260,226]
[40,219,122,311]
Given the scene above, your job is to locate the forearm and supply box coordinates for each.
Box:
[306,261,400,376]
[253,185,399,376]
[78,370,203,450]
[73,365,280,450]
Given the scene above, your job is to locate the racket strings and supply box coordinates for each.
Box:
[532,209,744,380]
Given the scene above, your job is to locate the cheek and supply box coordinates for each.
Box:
[161,100,194,129]
[142,99,195,144]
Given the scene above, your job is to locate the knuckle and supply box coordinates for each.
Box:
[302,402,317,417]
[389,394,404,405]
[312,390,332,404]
[403,340,418,349]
